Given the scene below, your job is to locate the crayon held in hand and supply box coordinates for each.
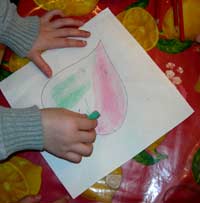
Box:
[87,111,100,120]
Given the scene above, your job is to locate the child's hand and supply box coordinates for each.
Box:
[27,10,90,78]
[41,108,97,163]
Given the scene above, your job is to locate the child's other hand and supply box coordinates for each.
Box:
[27,10,90,78]
[41,108,97,163]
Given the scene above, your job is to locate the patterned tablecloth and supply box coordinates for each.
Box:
[0,0,200,202]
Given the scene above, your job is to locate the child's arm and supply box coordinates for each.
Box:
[0,0,40,59]
[0,106,43,160]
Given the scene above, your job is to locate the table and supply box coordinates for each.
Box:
[0,0,200,202]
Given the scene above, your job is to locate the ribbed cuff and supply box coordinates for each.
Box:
[1,106,43,158]
[0,12,39,57]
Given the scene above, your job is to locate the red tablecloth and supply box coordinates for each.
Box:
[0,0,200,202]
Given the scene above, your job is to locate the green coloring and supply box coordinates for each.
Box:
[52,73,90,109]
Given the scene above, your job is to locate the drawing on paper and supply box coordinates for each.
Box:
[41,41,128,135]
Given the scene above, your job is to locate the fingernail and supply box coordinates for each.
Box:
[47,70,52,78]
[85,31,91,36]
[81,41,87,46]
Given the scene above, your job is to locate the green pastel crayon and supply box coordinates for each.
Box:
[87,111,100,120]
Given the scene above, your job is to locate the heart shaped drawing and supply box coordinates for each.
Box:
[41,41,128,135]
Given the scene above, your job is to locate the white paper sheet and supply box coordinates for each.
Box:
[0,9,194,198]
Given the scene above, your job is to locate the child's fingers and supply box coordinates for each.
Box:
[42,9,65,22]
[79,130,97,143]
[47,38,87,49]
[63,152,82,163]
[64,38,87,47]
[78,118,98,130]
[71,143,94,157]
[51,18,85,29]
[31,54,52,78]
[53,28,90,38]
[61,108,88,119]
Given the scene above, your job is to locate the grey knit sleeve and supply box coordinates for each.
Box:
[0,106,44,160]
[0,0,40,57]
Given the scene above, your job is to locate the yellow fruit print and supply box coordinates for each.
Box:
[82,167,122,203]
[117,7,159,51]
[162,0,200,41]
[116,10,126,23]
[0,162,29,203]
[7,53,29,72]
[33,0,99,16]
[0,156,42,203]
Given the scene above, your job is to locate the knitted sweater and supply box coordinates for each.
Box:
[0,0,43,160]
